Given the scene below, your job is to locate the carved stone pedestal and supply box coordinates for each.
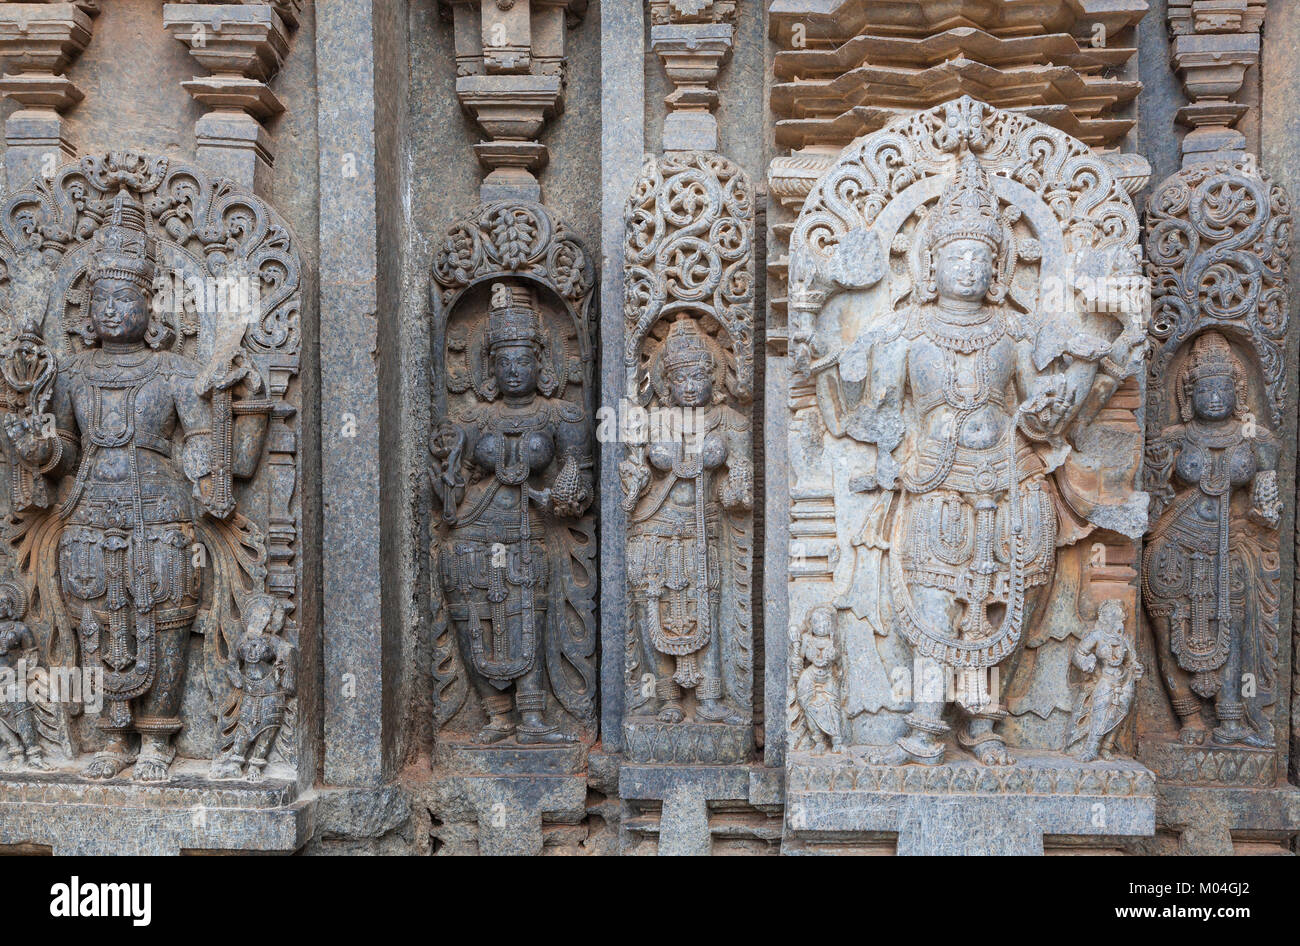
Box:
[1149,784,1300,855]
[783,749,1155,855]
[0,768,313,855]
[622,720,753,765]
[1140,742,1276,788]
[619,763,781,856]
[429,746,589,856]
[434,740,587,777]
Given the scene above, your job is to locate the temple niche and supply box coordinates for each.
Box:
[620,152,756,764]
[1139,159,1291,792]
[0,150,308,851]
[428,202,599,756]
[781,97,1155,854]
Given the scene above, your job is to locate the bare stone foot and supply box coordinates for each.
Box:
[1179,720,1209,746]
[657,702,685,724]
[867,740,942,765]
[473,723,514,745]
[86,753,129,780]
[209,760,244,780]
[973,741,1013,766]
[133,758,171,783]
[1212,721,1268,748]
[516,727,576,745]
[696,698,744,725]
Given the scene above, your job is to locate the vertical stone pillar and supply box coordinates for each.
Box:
[164,2,293,198]
[597,0,643,752]
[313,0,406,787]
[0,1,94,190]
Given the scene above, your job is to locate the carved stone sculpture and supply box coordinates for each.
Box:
[1140,155,1290,785]
[786,96,1149,767]
[211,592,295,781]
[790,604,844,754]
[0,580,48,770]
[621,151,754,762]
[430,200,598,752]
[1,188,270,781]
[780,96,1156,853]
[0,151,303,786]
[1067,600,1142,762]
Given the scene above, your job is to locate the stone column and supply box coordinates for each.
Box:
[597,0,643,753]
[313,0,407,788]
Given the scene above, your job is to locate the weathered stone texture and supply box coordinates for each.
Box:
[0,0,1296,857]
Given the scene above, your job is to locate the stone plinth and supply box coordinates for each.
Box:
[0,766,313,855]
[622,719,753,765]
[783,749,1156,855]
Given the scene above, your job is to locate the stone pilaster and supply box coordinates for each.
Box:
[0,2,93,189]
[442,0,586,201]
[164,2,293,197]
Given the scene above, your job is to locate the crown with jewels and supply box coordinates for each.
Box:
[86,187,157,289]
[486,282,543,352]
[660,317,715,373]
[1185,331,1240,384]
[929,153,1003,253]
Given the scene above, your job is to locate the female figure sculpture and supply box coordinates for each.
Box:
[433,283,593,745]
[1143,331,1280,748]
[1067,600,1143,762]
[621,316,752,725]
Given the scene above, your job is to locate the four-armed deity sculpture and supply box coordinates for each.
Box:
[784,98,1149,771]
[2,190,272,781]
[0,152,304,790]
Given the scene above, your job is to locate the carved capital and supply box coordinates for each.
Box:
[442,0,586,198]
[162,3,295,195]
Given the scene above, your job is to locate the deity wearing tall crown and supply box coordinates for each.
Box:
[0,188,273,781]
[620,315,753,726]
[432,282,595,745]
[1143,330,1281,749]
[809,151,1146,765]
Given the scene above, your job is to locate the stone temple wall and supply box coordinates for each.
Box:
[0,0,1295,855]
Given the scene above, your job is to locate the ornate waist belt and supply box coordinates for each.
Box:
[910,442,1041,494]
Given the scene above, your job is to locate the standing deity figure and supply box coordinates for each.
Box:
[1143,331,1280,748]
[211,593,296,782]
[433,283,593,745]
[821,153,1143,767]
[0,583,46,770]
[1067,600,1142,762]
[621,317,751,725]
[793,604,844,753]
[0,188,271,781]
